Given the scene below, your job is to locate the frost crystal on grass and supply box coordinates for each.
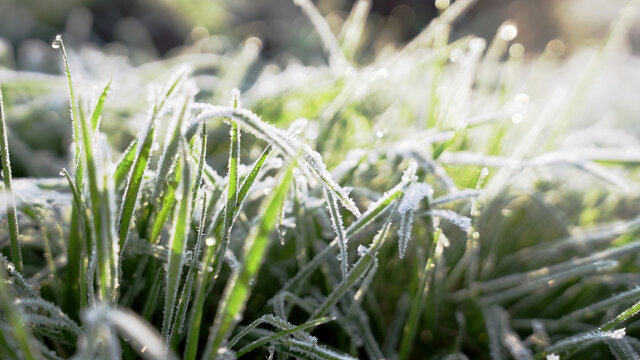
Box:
[324,186,349,278]
[397,182,433,259]
[428,209,472,233]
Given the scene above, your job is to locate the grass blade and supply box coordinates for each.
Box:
[90,80,110,132]
[236,316,335,356]
[184,144,271,360]
[203,164,294,358]
[162,143,193,347]
[118,120,155,250]
[309,221,392,321]
[0,85,22,272]
[113,139,139,189]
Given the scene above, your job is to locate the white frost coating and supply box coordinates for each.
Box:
[396,178,433,259]
[432,189,482,206]
[398,210,415,259]
[611,328,626,340]
[324,187,349,278]
[188,105,361,217]
[398,183,433,214]
[428,209,472,233]
[357,245,368,257]
[546,354,559,360]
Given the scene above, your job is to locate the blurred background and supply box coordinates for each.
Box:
[0,0,639,178]
[2,0,640,71]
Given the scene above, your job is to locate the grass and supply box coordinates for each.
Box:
[1,0,640,359]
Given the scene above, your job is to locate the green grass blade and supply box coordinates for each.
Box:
[191,124,207,208]
[113,139,138,189]
[171,192,208,347]
[399,229,439,360]
[237,145,271,207]
[236,316,335,356]
[203,164,294,358]
[0,86,22,272]
[162,142,193,347]
[214,119,240,278]
[184,144,271,360]
[0,263,42,360]
[118,120,155,250]
[51,35,84,191]
[79,99,111,302]
[149,160,181,244]
[90,80,110,131]
[309,221,392,321]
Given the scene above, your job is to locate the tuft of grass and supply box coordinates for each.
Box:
[0,1,640,359]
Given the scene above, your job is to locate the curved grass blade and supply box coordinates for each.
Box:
[51,35,83,189]
[186,105,360,217]
[324,187,348,279]
[90,80,110,131]
[118,120,156,250]
[280,160,416,293]
[276,337,357,360]
[202,164,294,358]
[0,86,22,272]
[236,316,335,357]
[309,221,392,321]
[114,139,138,190]
[184,144,272,360]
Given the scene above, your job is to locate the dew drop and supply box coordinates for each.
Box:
[376,68,389,79]
[51,34,62,49]
[205,237,215,247]
[499,23,518,42]
[511,113,524,124]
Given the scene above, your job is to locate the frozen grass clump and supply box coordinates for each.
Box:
[0,0,640,359]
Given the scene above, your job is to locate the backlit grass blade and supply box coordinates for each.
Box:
[309,221,392,321]
[190,124,207,208]
[202,164,294,358]
[0,85,22,272]
[162,142,193,346]
[51,35,83,191]
[149,160,182,244]
[79,98,111,302]
[324,186,348,279]
[60,168,91,308]
[280,161,416,293]
[184,144,272,360]
[118,119,155,250]
[186,105,360,217]
[216,118,240,277]
[114,139,138,190]
[90,80,110,131]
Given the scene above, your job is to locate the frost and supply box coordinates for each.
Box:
[187,105,361,217]
[357,245,368,257]
[432,189,482,206]
[398,183,433,214]
[428,209,472,233]
[396,181,433,259]
[324,187,349,279]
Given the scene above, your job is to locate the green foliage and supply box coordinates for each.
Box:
[1,1,640,359]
